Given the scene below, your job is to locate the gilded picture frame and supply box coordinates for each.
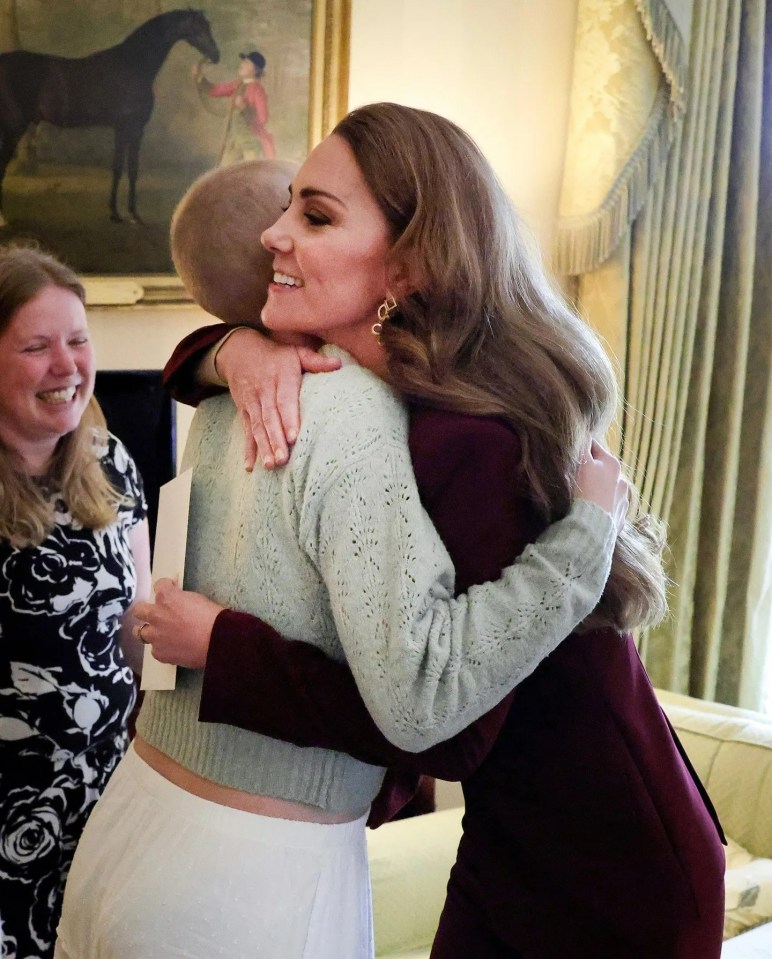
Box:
[0,0,350,305]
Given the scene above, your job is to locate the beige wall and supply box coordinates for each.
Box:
[349,0,577,252]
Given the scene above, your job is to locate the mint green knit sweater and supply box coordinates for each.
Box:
[137,349,616,815]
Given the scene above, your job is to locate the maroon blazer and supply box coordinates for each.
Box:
[164,327,726,959]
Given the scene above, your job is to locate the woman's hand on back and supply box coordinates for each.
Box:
[215,328,341,472]
[575,440,630,534]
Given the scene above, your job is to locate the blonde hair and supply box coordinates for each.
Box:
[171,159,296,326]
[334,104,667,632]
[0,244,123,548]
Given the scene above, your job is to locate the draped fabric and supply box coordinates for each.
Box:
[554,0,690,275]
[558,0,772,710]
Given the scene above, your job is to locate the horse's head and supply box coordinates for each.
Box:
[178,9,219,64]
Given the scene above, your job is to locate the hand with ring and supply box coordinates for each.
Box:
[132,578,223,669]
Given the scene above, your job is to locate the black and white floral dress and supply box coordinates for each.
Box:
[0,434,146,959]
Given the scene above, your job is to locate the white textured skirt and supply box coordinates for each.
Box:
[55,745,373,959]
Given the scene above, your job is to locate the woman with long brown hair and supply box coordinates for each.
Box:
[0,245,150,958]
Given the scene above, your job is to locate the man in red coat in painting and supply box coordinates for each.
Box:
[194,49,275,162]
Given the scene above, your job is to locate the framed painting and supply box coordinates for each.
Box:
[0,0,350,302]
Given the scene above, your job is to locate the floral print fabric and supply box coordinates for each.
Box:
[0,434,145,959]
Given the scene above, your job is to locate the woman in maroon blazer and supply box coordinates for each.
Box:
[146,104,725,957]
[155,342,725,959]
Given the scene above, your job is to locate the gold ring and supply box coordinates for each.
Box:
[138,622,150,643]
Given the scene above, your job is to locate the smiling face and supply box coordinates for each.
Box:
[0,284,95,473]
[260,134,398,366]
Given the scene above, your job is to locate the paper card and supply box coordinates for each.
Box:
[140,468,193,691]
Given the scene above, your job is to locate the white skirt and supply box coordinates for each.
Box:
[55,745,373,959]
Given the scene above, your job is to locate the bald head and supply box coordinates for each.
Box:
[171,159,296,326]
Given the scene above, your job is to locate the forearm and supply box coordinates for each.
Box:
[322,484,616,752]
[200,609,511,777]
[202,494,613,763]
[162,324,234,406]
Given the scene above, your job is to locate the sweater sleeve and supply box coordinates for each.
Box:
[304,402,617,751]
[202,613,514,773]
[199,417,530,777]
[162,324,233,407]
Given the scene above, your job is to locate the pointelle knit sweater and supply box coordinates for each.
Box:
[138,348,616,815]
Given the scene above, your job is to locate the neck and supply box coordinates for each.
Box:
[0,431,57,477]
[357,343,390,381]
[323,326,390,381]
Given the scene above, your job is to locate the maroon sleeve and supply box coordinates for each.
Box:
[199,413,538,792]
[162,323,235,406]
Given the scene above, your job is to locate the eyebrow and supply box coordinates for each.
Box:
[289,184,346,207]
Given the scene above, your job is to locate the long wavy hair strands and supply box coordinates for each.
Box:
[334,103,667,634]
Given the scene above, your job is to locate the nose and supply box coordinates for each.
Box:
[261,210,292,253]
[50,343,78,377]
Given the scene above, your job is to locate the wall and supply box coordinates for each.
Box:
[348,0,577,252]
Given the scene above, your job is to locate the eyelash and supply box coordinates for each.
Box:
[279,200,330,227]
[304,211,330,226]
[24,337,88,353]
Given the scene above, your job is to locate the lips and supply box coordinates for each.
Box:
[37,386,77,405]
[273,270,303,287]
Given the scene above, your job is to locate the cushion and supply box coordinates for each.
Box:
[724,836,772,939]
[720,921,772,958]
[368,807,463,958]
[659,691,772,859]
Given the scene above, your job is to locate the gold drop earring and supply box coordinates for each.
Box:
[372,294,398,340]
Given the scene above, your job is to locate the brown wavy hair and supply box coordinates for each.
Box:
[334,103,667,632]
[0,244,123,548]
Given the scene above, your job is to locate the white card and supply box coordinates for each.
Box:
[140,468,193,691]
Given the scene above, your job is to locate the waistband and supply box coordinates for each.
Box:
[120,744,369,850]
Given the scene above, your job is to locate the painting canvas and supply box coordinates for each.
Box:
[0,0,343,276]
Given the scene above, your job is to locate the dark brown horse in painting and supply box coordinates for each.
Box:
[0,9,219,225]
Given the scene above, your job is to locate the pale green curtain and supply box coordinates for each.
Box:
[557,0,772,709]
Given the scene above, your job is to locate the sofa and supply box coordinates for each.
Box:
[366,689,772,959]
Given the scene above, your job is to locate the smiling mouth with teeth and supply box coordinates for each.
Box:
[38,387,77,404]
[273,271,303,287]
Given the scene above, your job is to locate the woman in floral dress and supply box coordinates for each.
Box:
[0,245,151,959]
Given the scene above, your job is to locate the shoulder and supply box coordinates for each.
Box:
[410,406,521,450]
[289,360,409,507]
[299,357,408,450]
[409,406,524,495]
[99,432,146,513]
[97,431,135,476]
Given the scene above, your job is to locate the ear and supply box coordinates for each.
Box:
[387,252,422,300]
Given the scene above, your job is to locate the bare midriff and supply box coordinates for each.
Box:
[133,736,362,824]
